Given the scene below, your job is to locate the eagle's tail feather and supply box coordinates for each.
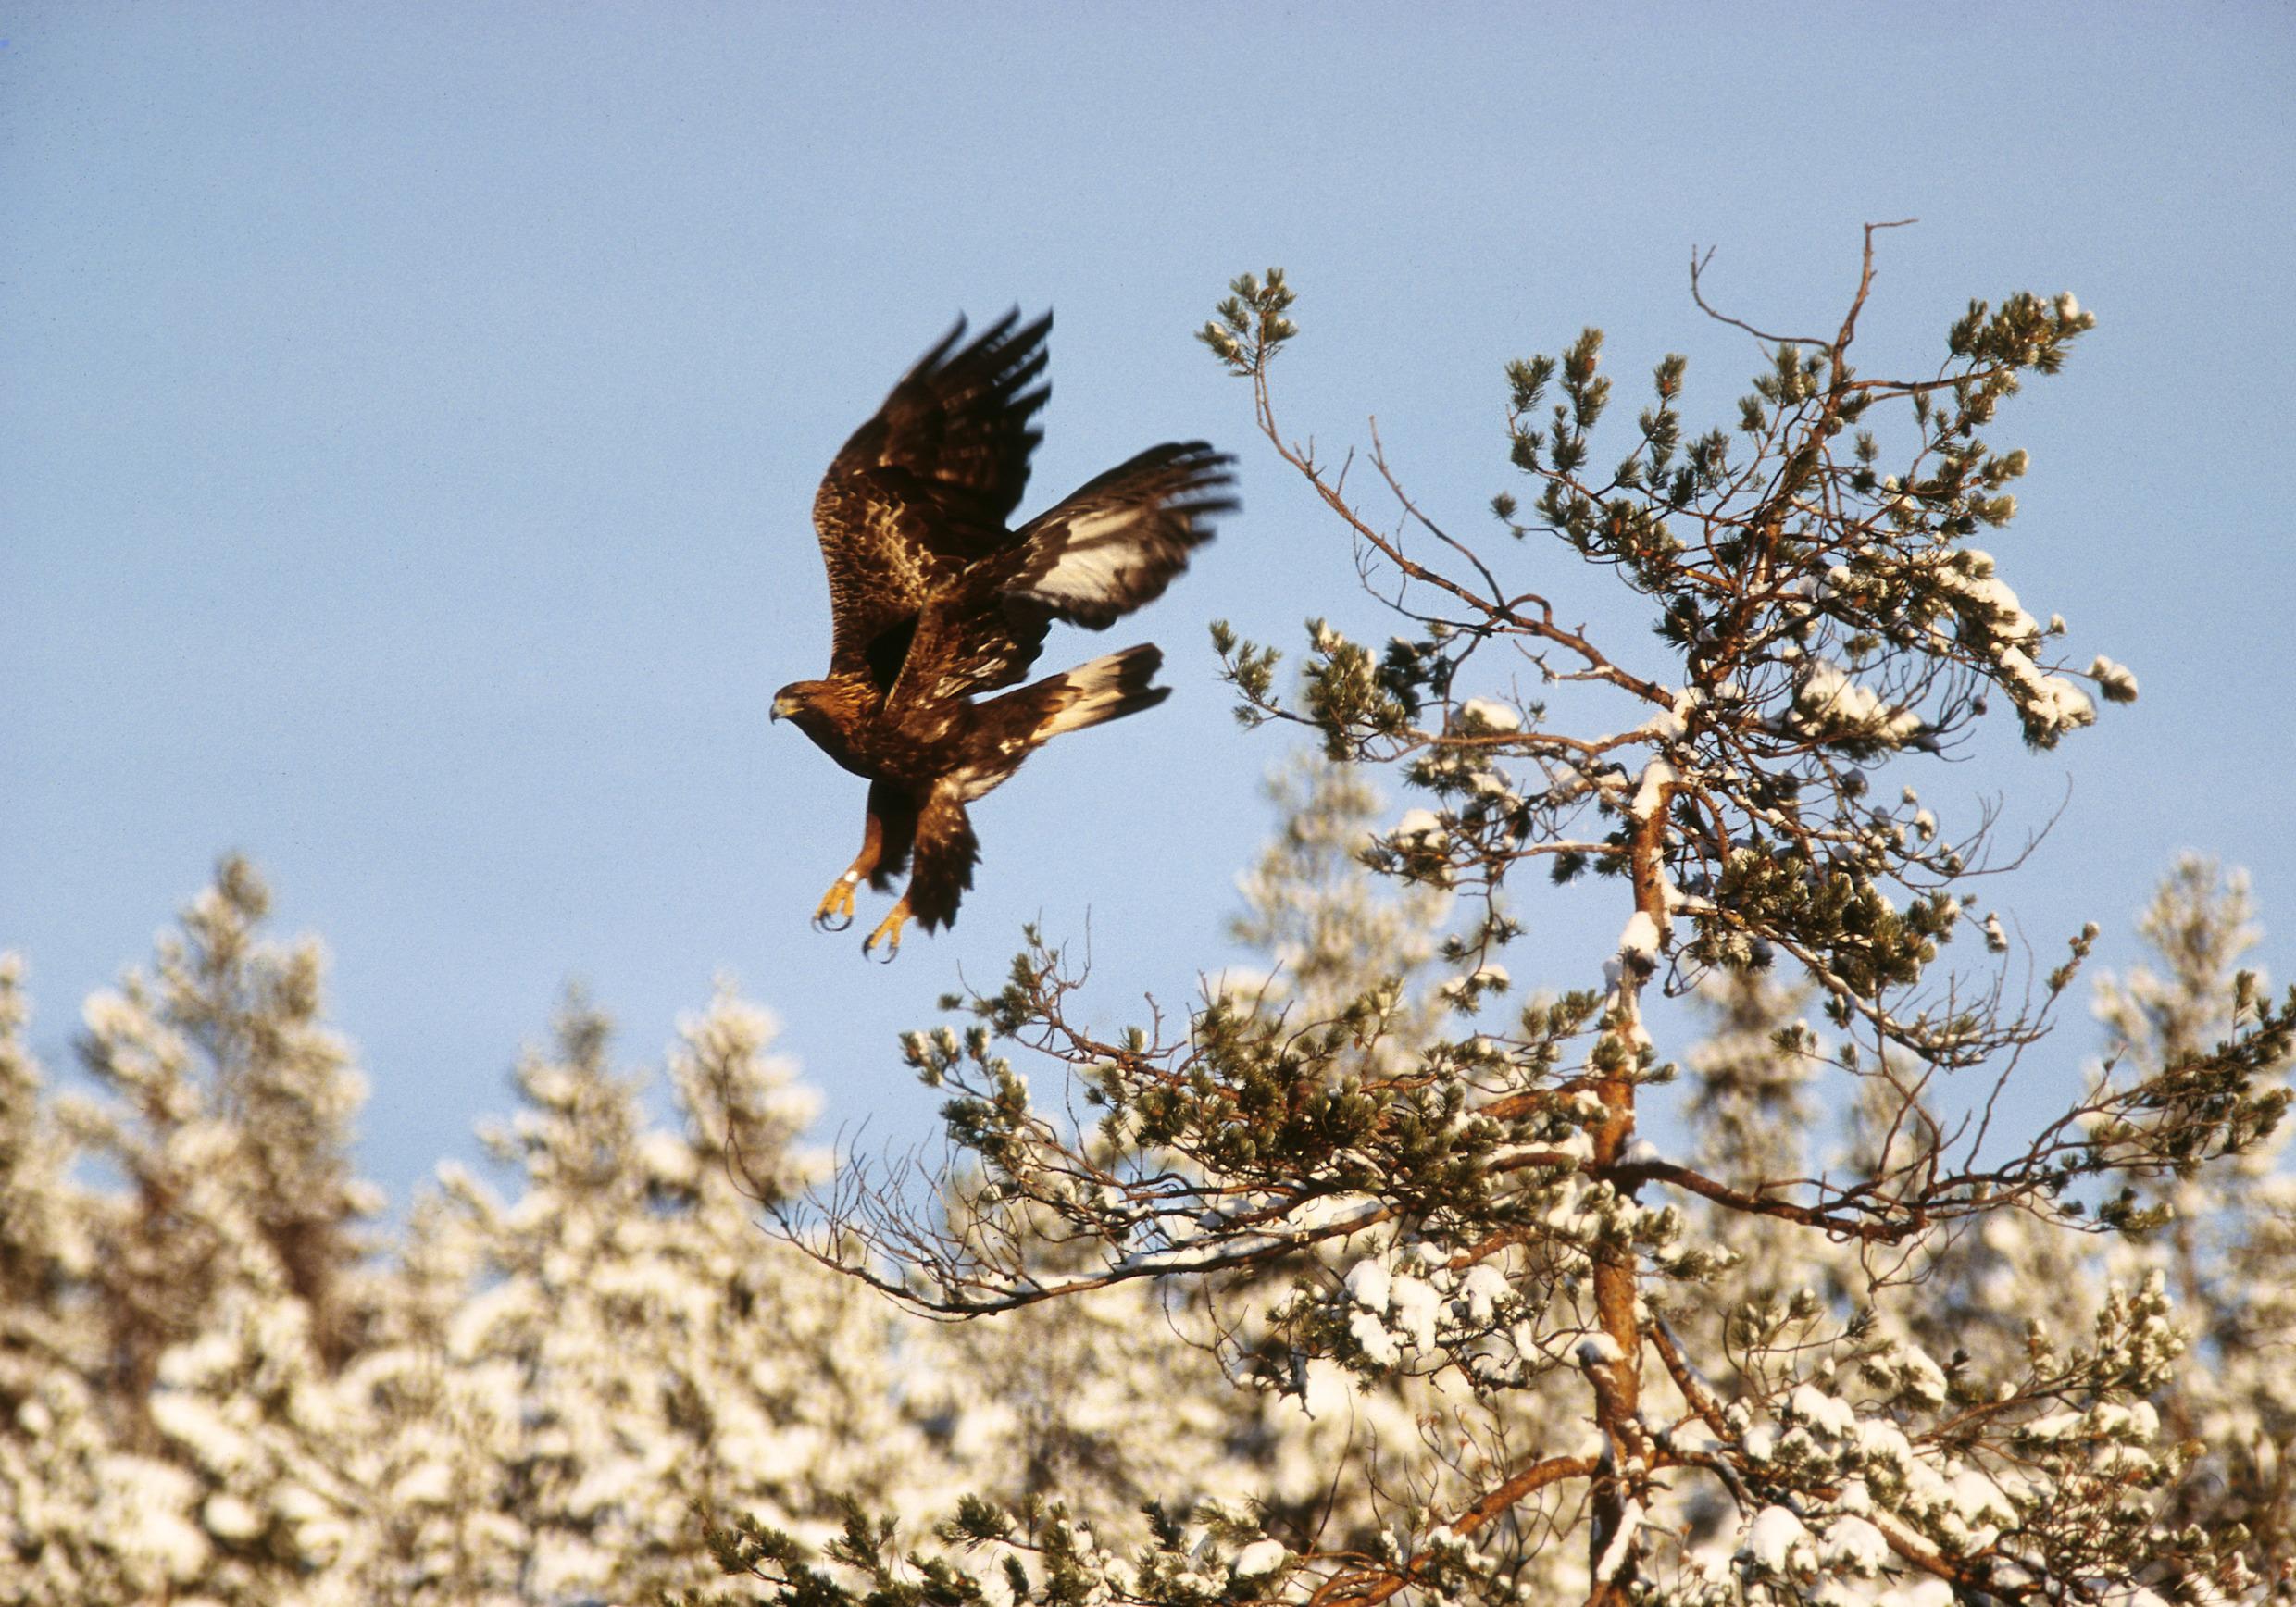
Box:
[1031,644,1171,741]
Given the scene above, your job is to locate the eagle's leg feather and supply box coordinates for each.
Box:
[812,871,862,932]
[863,897,912,961]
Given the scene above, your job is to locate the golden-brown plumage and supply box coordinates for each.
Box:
[774,313,1235,956]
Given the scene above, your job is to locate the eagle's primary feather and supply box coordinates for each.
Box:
[776,313,1234,956]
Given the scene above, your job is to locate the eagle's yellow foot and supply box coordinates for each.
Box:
[863,900,911,962]
[812,873,860,932]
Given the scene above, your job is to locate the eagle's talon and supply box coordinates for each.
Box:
[813,877,858,932]
[863,903,910,962]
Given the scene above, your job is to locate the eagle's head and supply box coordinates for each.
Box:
[770,679,867,759]
[770,679,830,724]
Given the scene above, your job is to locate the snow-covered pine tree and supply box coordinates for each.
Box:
[700,237,2294,1607]
[7,864,952,1605]
[23,858,386,1604]
[0,953,208,1607]
[361,983,928,1604]
[2090,859,2296,1589]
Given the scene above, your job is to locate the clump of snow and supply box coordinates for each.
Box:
[1994,645,2096,743]
[1786,1383,1857,1439]
[105,1455,210,1581]
[202,1492,263,1540]
[1232,1538,1288,1577]
[1456,1264,1509,1325]
[391,1461,454,1508]
[1791,660,1926,745]
[1457,698,1522,733]
[1618,911,1662,960]
[1389,1276,1442,1352]
[1576,1333,1626,1367]
[2088,654,2139,703]
[1740,1504,1813,1572]
[1631,757,1678,816]
[1822,1514,1890,1573]
[1345,1256,1392,1313]
[1392,810,1447,848]
[1874,1340,1949,1406]
[1641,691,1696,741]
[1939,549,2043,644]
[1592,1499,1642,1584]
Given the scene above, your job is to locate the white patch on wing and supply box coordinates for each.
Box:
[1062,508,1141,542]
[1023,538,1141,607]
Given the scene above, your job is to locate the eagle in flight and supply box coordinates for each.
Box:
[772,312,1236,957]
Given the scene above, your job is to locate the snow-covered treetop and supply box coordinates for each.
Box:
[1206,236,2141,1079]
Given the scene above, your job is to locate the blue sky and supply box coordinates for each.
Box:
[5,3,2292,1204]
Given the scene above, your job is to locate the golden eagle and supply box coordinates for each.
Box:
[772,312,1235,956]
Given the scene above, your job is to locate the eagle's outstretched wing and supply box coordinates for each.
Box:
[886,442,1238,710]
[999,441,1237,629]
[812,312,1051,686]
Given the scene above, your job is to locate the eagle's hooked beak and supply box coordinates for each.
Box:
[770,692,794,723]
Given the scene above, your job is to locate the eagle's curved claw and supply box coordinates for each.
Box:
[813,876,858,933]
[863,902,911,962]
